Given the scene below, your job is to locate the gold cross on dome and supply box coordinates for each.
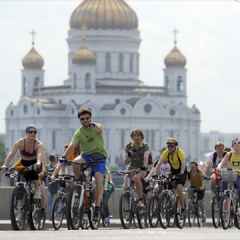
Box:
[30,29,36,47]
[173,28,179,46]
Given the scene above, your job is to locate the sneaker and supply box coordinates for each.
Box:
[93,207,100,222]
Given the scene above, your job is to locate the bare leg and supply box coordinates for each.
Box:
[94,172,104,207]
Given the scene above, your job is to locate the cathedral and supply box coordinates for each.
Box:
[5,0,201,166]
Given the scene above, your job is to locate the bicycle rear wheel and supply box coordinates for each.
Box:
[10,186,27,230]
[52,196,66,230]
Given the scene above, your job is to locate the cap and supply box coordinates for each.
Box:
[77,107,92,118]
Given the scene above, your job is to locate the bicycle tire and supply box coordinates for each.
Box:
[234,197,240,229]
[159,191,172,229]
[220,196,232,230]
[66,189,82,230]
[136,198,148,229]
[10,186,27,230]
[175,197,186,229]
[119,192,133,229]
[211,196,221,228]
[28,198,46,230]
[148,196,159,228]
[52,196,66,230]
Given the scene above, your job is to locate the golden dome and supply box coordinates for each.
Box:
[164,46,186,67]
[22,47,44,69]
[72,47,96,64]
[70,0,138,30]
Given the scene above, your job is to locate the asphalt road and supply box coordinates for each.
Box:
[1,227,240,240]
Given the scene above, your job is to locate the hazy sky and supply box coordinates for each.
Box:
[0,0,240,133]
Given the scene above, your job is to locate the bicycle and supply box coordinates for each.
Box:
[147,175,166,228]
[67,159,102,230]
[187,186,205,227]
[158,173,187,229]
[51,174,74,230]
[211,170,222,228]
[118,169,148,229]
[219,168,240,230]
[4,167,46,230]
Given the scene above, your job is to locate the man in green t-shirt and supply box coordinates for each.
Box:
[64,107,107,221]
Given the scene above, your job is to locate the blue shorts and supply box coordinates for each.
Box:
[82,153,106,176]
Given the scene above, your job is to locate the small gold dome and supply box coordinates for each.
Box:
[70,0,138,30]
[72,47,96,64]
[164,46,186,67]
[22,47,44,69]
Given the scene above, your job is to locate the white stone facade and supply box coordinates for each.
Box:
[5,0,201,166]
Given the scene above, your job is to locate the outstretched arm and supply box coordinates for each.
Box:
[3,142,19,168]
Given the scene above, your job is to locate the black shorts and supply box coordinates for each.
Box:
[21,159,39,181]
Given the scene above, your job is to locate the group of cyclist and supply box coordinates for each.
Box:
[1,106,240,229]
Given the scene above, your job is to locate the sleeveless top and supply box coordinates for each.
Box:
[229,151,240,174]
[20,139,38,160]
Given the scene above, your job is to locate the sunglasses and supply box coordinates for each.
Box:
[233,141,240,145]
[167,144,176,148]
[27,130,37,134]
[80,117,91,121]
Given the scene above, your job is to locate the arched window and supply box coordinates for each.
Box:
[177,76,184,92]
[85,73,91,89]
[129,53,134,73]
[119,53,124,72]
[23,104,28,114]
[105,53,111,73]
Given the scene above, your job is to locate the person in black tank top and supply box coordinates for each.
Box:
[2,125,46,181]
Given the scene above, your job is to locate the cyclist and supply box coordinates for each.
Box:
[64,107,108,221]
[217,138,240,195]
[203,142,227,191]
[146,137,186,210]
[102,166,115,224]
[124,129,152,207]
[187,161,206,222]
[51,144,79,179]
[1,125,46,205]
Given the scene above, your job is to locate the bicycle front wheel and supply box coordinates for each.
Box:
[159,191,172,229]
[211,196,221,228]
[119,192,133,229]
[175,197,186,229]
[220,196,232,230]
[148,196,159,228]
[234,197,240,229]
[66,189,82,230]
[52,196,66,230]
[28,199,46,230]
[10,186,28,230]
